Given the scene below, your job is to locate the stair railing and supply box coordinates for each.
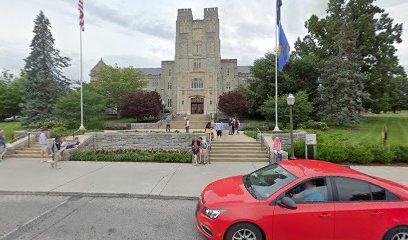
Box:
[257,128,272,163]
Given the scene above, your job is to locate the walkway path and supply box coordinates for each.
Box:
[0,159,406,198]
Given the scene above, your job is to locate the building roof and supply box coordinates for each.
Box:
[90,59,107,72]
[136,68,161,75]
[237,66,251,74]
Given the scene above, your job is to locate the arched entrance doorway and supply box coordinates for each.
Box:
[191,96,204,114]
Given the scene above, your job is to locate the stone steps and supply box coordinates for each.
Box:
[209,141,268,163]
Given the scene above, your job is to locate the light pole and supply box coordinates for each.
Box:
[162,100,165,114]
[287,93,296,160]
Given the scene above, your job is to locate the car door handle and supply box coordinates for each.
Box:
[370,211,384,216]
[319,213,332,218]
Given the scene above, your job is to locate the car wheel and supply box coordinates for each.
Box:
[384,226,408,240]
[225,223,263,240]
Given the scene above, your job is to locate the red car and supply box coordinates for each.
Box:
[196,160,408,240]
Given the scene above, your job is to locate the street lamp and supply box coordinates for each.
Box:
[162,100,165,114]
[287,93,296,160]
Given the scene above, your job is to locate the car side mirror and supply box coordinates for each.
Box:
[278,197,297,210]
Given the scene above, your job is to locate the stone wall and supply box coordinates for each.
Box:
[82,132,206,152]
[127,121,162,130]
[260,131,306,148]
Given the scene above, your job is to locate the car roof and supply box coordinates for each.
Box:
[279,160,362,178]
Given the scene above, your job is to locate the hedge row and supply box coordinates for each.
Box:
[293,140,408,164]
[70,150,192,163]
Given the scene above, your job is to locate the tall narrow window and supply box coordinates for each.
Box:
[194,59,202,69]
[167,99,172,108]
[168,82,172,90]
[227,68,230,76]
[226,81,231,89]
[169,69,171,76]
[192,78,203,89]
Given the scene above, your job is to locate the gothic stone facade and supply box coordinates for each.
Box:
[91,8,252,115]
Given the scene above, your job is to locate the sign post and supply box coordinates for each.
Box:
[305,134,317,159]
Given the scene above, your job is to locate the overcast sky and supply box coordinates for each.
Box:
[0,0,407,81]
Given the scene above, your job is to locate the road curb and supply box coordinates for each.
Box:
[0,191,198,201]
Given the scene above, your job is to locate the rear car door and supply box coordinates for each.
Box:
[273,177,334,240]
[331,177,402,240]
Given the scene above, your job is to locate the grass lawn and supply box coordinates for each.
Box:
[0,122,23,142]
[324,115,408,146]
[244,113,408,146]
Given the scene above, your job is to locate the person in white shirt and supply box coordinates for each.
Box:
[39,129,49,162]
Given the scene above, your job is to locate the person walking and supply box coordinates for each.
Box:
[191,136,201,165]
[0,129,6,160]
[273,137,283,162]
[165,115,172,133]
[235,118,241,135]
[200,137,208,164]
[215,120,223,141]
[231,118,236,135]
[48,137,62,169]
[185,118,190,133]
[228,118,233,135]
[205,122,213,142]
[39,128,49,162]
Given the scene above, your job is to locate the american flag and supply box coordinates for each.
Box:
[78,0,84,31]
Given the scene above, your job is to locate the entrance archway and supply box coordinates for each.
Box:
[191,96,204,114]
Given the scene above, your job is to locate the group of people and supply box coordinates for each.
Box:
[228,117,241,135]
[191,136,209,165]
[39,129,80,169]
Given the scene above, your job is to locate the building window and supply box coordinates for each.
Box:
[168,82,172,90]
[167,99,172,108]
[194,60,202,69]
[227,68,230,76]
[153,79,159,87]
[226,81,231,89]
[210,100,213,105]
[169,69,171,76]
[182,100,184,105]
[192,78,203,89]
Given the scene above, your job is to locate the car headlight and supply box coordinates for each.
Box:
[204,208,226,220]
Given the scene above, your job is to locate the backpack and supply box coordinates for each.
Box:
[202,142,207,149]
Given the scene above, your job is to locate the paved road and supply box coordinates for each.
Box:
[0,195,206,240]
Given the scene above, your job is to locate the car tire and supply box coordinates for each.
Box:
[383,226,408,240]
[225,223,263,240]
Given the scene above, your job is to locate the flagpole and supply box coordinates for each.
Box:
[79,22,86,131]
[274,8,280,132]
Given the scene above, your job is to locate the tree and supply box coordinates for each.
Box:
[23,11,71,123]
[315,21,368,125]
[53,84,108,129]
[91,65,147,113]
[0,70,26,119]
[259,91,313,128]
[217,90,249,117]
[119,91,162,121]
[295,0,405,113]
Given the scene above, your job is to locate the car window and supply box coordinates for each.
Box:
[245,164,297,200]
[335,177,371,201]
[285,178,329,204]
[334,177,401,202]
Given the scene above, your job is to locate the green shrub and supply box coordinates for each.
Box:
[244,131,258,139]
[26,120,67,130]
[317,144,348,163]
[50,127,71,138]
[70,150,191,163]
[298,121,329,131]
[369,145,395,163]
[347,145,374,164]
[293,140,306,159]
[391,145,408,163]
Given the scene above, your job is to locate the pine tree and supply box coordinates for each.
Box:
[316,20,368,125]
[23,11,71,123]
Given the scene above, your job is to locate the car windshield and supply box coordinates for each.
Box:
[244,164,297,200]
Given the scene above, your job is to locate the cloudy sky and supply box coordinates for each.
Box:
[0,0,407,81]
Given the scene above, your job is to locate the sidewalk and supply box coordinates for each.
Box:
[0,159,406,198]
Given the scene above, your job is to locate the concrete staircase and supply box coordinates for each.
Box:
[165,114,211,129]
[209,141,269,162]
[8,138,74,159]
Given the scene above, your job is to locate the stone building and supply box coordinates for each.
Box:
[90,8,252,115]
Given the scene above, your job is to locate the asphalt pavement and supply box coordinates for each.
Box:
[0,194,206,240]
